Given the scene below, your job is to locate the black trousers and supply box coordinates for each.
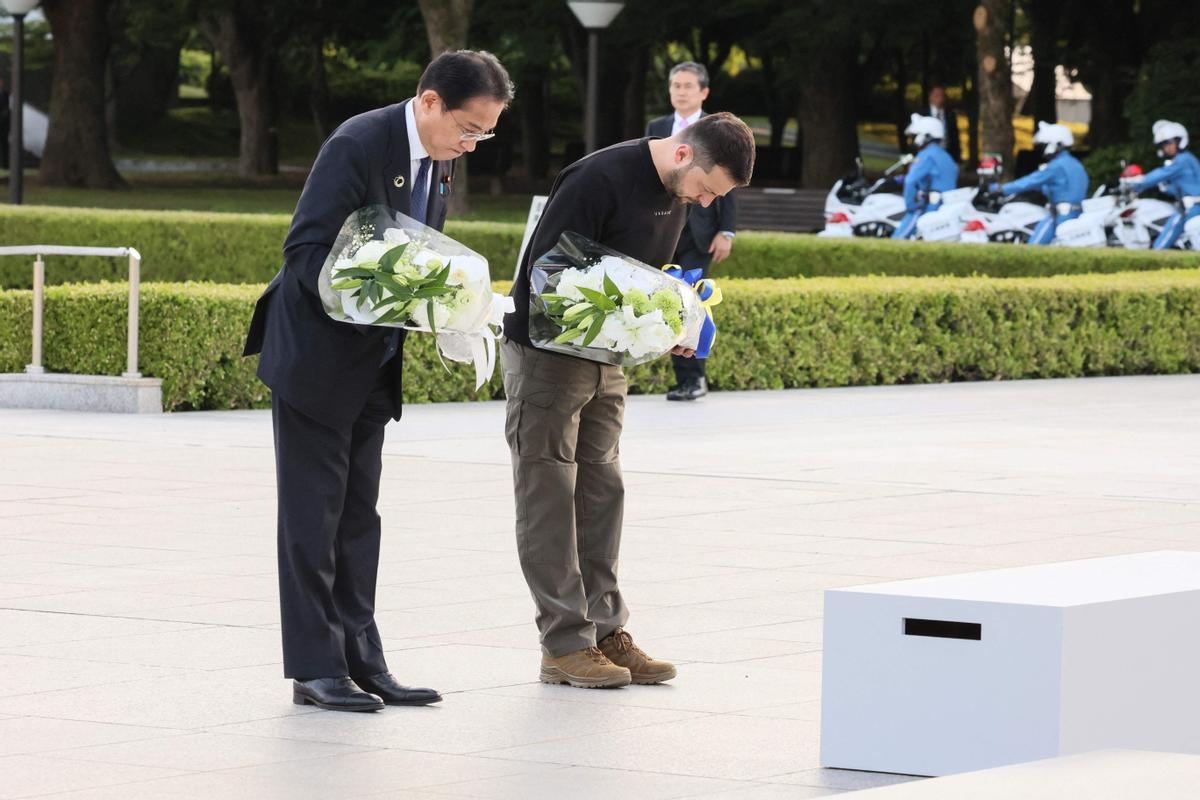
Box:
[672,234,712,386]
[271,365,396,679]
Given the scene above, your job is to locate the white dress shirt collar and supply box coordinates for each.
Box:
[672,108,703,135]
[405,101,433,202]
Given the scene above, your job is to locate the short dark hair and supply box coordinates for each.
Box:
[680,112,756,186]
[417,50,515,110]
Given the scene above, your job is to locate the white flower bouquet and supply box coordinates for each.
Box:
[527,231,709,366]
[317,204,513,388]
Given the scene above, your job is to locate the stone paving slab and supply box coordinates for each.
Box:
[1,375,1198,799]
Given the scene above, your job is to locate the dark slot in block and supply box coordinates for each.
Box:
[903,618,982,640]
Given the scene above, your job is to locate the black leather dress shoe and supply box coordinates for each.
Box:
[293,677,384,712]
[353,672,442,706]
[666,377,708,401]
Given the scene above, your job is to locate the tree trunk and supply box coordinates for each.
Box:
[113,40,184,136]
[761,54,787,150]
[518,70,551,180]
[797,44,858,188]
[418,0,474,214]
[201,10,279,177]
[309,31,333,145]
[1023,0,1059,122]
[894,48,909,151]
[974,0,1014,169]
[418,0,473,55]
[39,0,125,189]
[1079,1,1139,148]
[621,45,648,141]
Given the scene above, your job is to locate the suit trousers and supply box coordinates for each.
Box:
[272,364,396,679]
[501,340,630,656]
[671,234,712,386]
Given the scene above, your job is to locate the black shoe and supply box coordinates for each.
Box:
[292,677,384,712]
[353,672,442,706]
[666,378,708,401]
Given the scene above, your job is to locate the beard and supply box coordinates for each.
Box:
[663,165,694,203]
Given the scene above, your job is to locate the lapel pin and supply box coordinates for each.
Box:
[393,175,405,188]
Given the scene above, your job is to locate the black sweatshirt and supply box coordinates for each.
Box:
[504,138,687,346]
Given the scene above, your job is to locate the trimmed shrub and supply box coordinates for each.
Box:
[2,271,1197,411]
[0,206,522,289]
[3,205,1198,289]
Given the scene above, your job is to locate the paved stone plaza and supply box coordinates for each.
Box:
[1,374,1197,799]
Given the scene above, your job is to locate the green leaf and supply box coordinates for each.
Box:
[378,243,408,273]
[577,286,617,312]
[582,313,606,346]
[554,326,586,344]
[426,299,437,335]
[332,266,379,280]
[603,273,624,302]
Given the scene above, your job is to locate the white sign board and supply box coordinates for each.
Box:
[515,195,549,279]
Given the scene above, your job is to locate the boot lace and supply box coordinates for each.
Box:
[608,628,647,658]
[584,646,610,664]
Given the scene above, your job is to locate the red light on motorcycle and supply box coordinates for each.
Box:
[963,219,986,232]
[979,157,997,169]
[828,211,851,224]
[1120,207,1137,218]
[1121,164,1143,178]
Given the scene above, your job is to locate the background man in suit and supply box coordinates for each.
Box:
[244,51,513,712]
[928,83,961,164]
[646,62,738,401]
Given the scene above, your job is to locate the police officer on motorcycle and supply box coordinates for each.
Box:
[1125,120,1200,250]
[892,114,958,240]
[989,122,1087,245]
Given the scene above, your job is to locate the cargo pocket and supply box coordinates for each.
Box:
[505,375,558,458]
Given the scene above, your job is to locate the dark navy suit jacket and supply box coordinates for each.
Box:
[244,100,454,429]
[645,113,737,255]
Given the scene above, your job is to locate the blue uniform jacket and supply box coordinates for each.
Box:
[1001,151,1088,206]
[1137,150,1200,199]
[903,143,958,211]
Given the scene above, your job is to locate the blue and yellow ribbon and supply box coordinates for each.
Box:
[662,264,721,359]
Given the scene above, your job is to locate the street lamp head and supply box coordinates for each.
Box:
[0,0,42,15]
[567,1,624,29]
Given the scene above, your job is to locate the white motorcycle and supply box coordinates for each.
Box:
[958,155,1052,244]
[914,186,979,242]
[1049,191,1115,248]
[819,155,911,238]
[1104,164,1198,249]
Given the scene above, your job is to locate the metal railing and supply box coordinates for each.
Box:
[0,245,144,378]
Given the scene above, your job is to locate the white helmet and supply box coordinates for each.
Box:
[905,113,945,148]
[1033,121,1074,156]
[1152,119,1189,150]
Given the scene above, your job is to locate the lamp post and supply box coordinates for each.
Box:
[2,0,40,205]
[567,2,624,155]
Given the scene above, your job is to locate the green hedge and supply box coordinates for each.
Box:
[3,205,1198,288]
[0,205,522,289]
[2,271,1197,411]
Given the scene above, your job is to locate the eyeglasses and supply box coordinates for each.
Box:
[444,103,495,142]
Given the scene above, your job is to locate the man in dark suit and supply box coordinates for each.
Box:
[244,51,513,712]
[928,83,961,164]
[645,62,737,401]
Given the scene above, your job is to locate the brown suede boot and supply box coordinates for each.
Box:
[598,628,677,684]
[540,646,631,689]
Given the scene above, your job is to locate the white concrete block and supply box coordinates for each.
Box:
[0,373,162,414]
[820,552,1200,776]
